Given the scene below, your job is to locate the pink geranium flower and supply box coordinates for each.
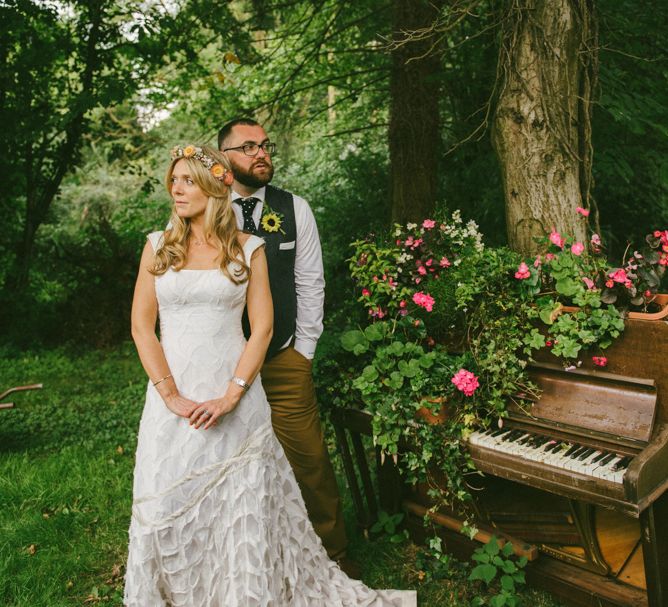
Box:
[412,291,435,312]
[549,230,565,249]
[451,369,480,397]
[514,262,531,280]
[592,356,608,367]
[533,255,542,267]
[422,219,436,229]
[576,207,590,217]
[439,256,451,267]
[418,266,427,275]
[571,242,585,256]
[361,288,370,297]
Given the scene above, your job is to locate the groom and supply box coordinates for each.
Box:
[218,118,356,574]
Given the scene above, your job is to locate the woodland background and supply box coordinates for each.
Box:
[1,0,667,349]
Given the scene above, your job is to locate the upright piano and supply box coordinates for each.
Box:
[334,317,668,607]
[458,318,667,606]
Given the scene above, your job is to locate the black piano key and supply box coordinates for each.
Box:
[533,435,550,447]
[591,451,608,464]
[578,447,596,461]
[543,440,560,452]
[569,446,588,459]
[613,456,632,471]
[564,444,581,457]
[517,433,535,445]
[502,430,523,442]
[599,453,617,466]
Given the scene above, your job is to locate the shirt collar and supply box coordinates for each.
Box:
[231,186,266,203]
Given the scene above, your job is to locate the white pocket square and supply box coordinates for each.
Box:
[279,241,296,250]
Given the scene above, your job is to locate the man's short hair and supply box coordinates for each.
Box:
[218,118,261,150]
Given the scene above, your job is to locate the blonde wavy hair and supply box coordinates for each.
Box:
[150,145,249,284]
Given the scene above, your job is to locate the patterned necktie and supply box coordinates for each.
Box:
[235,197,259,234]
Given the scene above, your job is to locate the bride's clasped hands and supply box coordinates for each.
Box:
[189,388,243,429]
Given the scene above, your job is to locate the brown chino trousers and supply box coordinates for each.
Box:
[261,346,348,558]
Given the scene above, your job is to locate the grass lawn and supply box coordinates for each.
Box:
[0,345,562,606]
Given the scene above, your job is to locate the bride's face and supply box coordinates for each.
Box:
[170,159,209,221]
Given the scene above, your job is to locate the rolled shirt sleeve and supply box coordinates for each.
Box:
[292,194,325,359]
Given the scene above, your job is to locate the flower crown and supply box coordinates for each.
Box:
[170,145,234,186]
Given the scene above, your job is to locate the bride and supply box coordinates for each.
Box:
[125,144,416,606]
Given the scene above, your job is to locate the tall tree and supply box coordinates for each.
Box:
[388,0,445,223]
[492,0,597,254]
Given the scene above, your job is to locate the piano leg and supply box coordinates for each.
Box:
[640,489,668,607]
[567,500,611,576]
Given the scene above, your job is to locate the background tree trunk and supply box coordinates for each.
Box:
[389,0,444,224]
[492,0,597,255]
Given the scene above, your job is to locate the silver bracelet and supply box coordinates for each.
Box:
[231,376,251,391]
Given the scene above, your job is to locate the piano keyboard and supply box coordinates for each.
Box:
[468,428,632,484]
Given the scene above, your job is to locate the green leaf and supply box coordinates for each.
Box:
[364,323,387,342]
[500,574,516,592]
[398,359,418,378]
[341,330,368,353]
[384,371,404,389]
[524,329,546,350]
[484,537,501,556]
[361,365,379,382]
[469,563,497,585]
[489,593,507,607]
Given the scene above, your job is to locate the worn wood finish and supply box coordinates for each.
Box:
[522,363,657,444]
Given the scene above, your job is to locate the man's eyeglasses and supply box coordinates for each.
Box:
[223,142,277,157]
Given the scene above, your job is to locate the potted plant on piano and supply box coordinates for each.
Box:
[340,210,667,514]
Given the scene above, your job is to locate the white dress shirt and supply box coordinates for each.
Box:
[231,186,325,359]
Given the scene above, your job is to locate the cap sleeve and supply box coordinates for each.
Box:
[243,234,266,263]
[147,231,165,253]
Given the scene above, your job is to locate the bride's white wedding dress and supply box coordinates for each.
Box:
[124,232,416,607]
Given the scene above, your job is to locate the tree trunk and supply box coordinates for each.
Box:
[389,0,444,224]
[492,0,597,255]
[6,2,103,291]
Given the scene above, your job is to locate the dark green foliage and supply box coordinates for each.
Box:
[593,1,668,253]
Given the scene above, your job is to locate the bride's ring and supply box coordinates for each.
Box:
[203,410,211,417]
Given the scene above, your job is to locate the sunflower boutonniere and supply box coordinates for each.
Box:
[260,203,286,235]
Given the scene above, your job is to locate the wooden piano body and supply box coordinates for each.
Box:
[332,318,668,607]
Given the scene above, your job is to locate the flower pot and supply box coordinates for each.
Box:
[627,293,668,321]
[556,294,668,321]
[415,396,450,425]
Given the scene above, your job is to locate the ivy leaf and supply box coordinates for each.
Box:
[524,329,546,350]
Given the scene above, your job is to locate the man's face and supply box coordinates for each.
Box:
[222,124,274,189]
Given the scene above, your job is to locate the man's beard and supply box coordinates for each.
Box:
[230,158,274,189]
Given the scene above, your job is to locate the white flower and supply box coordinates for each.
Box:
[406,222,417,230]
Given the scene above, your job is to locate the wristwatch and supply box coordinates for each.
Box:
[231,376,251,391]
